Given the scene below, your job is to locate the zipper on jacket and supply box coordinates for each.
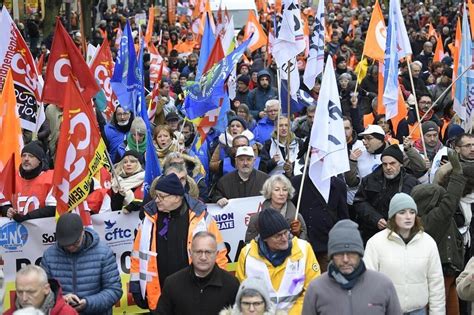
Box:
[348,289,353,315]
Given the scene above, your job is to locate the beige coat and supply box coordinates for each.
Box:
[457,257,474,315]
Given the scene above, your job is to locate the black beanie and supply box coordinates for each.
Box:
[122,150,144,165]
[258,208,290,240]
[21,141,46,162]
[381,144,404,164]
[155,173,185,196]
[237,74,250,86]
[228,116,248,130]
[336,56,346,65]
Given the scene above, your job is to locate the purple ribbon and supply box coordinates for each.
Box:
[158,217,169,238]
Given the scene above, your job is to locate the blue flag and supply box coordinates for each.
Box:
[184,35,253,119]
[137,40,161,197]
[196,12,215,80]
[281,80,315,114]
[111,21,140,112]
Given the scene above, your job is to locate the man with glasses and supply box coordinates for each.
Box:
[254,100,281,144]
[236,209,320,315]
[130,173,227,313]
[41,213,122,315]
[454,133,474,162]
[156,232,239,314]
[104,105,133,163]
[4,265,77,315]
[302,220,401,314]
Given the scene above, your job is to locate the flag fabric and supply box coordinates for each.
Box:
[281,80,315,114]
[453,4,474,131]
[53,77,109,215]
[43,18,99,107]
[144,5,155,45]
[377,60,385,115]
[203,36,225,74]
[303,0,325,90]
[309,56,349,202]
[111,20,141,112]
[0,7,45,132]
[244,10,268,52]
[468,1,474,40]
[89,39,118,119]
[184,36,252,119]
[391,87,408,133]
[148,43,169,83]
[221,16,236,55]
[382,0,405,120]
[0,153,16,203]
[279,57,300,98]
[137,42,161,195]
[272,0,306,67]
[433,33,445,62]
[451,18,461,92]
[196,11,216,80]
[428,23,436,38]
[393,1,412,58]
[86,43,98,65]
[0,70,23,171]
[362,0,386,61]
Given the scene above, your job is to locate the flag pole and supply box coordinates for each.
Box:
[408,65,471,137]
[276,68,281,142]
[406,59,428,159]
[294,142,311,220]
[77,0,87,58]
[286,60,291,159]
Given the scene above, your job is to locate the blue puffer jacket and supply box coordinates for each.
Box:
[253,116,275,144]
[41,228,122,315]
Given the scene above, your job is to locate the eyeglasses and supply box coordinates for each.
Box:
[241,301,265,309]
[270,230,290,240]
[156,193,172,200]
[192,250,217,257]
[418,101,432,105]
[116,112,131,117]
[458,143,474,149]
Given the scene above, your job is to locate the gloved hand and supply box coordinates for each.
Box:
[448,149,463,175]
[290,220,302,237]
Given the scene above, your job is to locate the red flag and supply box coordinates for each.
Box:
[148,43,169,83]
[203,36,225,73]
[43,18,99,107]
[89,39,117,119]
[36,52,45,74]
[0,153,16,204]
[53,76,109,215]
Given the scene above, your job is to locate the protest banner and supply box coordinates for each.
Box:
[1,196,264,312]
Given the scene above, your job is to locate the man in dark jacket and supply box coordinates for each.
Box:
[41,213,122,315]
[156,232,239,315]
[247,69,278,120]
[354,145,420,243]
[233,74,250,108]
[5,265,77,315]
[291,173,349,273]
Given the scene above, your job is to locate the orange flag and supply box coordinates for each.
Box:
[468,1,474,40]
[0,153,16,204]
[43,18,99,107]
[244,10,268,52]
[144,5,154,45]
[351,0,358,9]
[433,33,445,62]
[0,70,22,171]
[53,76,109,216]
[451,18,461,96]
[428,23,436,37]
[362,0,386,61]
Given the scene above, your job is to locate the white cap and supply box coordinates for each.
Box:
[235,146,254,158]
[358,124,385,136]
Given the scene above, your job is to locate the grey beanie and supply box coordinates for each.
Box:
[235,277,272,312]
[130,117,147,135]
[328,220,364,258]
[388,193,418,219]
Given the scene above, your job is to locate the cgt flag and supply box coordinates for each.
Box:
[0,7,44,132]
[43,18,99,107]
[309,56,349,202]
[53,76,109,215]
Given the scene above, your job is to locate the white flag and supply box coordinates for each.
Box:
[309,57,350,202]
[303,0,325,90]
[278,57,300,98]
[272,0,306,67]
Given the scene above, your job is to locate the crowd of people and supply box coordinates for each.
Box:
[3,0,474,314]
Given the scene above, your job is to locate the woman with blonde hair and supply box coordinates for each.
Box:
[364,193,445,315]
[110,151,145,212]
[153,124,177,166]
[245,174,307,242]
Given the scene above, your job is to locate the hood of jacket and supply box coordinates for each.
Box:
[411,183,446,216]
[257,69,272,89]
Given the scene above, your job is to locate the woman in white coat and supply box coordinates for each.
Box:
[364,193,445,315]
